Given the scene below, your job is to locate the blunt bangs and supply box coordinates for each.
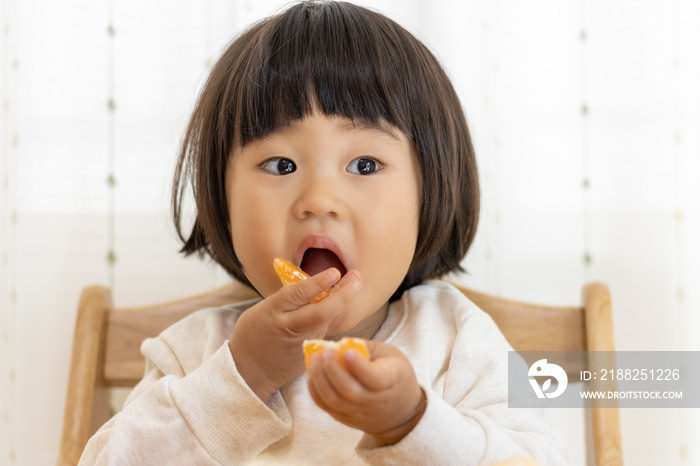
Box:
[232,2,413,146]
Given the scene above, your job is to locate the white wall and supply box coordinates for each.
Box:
[1,1,699,464]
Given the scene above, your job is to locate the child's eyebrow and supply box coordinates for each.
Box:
[340,120,402,142]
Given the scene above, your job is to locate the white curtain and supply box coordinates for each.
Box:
[1,1,699,464]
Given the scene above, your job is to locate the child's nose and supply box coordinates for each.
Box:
[292,173,348,221]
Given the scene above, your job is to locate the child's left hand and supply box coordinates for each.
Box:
[306,340,427,447]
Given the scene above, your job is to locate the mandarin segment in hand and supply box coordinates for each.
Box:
[339,337,370,362]
[273,257,328,303]
[273,257,310,285]
[302,340,326,367]
[303,337,370,368]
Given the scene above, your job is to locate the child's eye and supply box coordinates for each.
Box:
[260,158,296,175]
[347,157,382,175]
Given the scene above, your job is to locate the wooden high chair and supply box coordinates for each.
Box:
[57,280,622,466]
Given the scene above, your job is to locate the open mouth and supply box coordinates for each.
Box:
[300,248,347,278]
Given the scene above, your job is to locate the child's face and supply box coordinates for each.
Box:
[225,111,420,336]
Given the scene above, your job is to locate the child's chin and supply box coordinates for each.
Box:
[324,316,355,338]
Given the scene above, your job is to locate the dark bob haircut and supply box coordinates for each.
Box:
[172,1,480,300]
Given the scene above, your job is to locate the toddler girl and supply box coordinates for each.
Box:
[81,2,566,464]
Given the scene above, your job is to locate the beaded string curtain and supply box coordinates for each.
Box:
[580,3,592,284]
[1,1,700,465]
[1,0,18,461]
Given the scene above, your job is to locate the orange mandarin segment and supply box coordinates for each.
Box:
[303,340,326,367]
[303,337,369,368]
[273,257,309,285]
[273,257,328,303]
[338,337,370,362]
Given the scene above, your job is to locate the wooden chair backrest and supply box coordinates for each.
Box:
[58,280,622,466]
[102,283,260,386]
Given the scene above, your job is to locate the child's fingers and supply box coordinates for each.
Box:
[274,267,341,310]
[342,349,392,392]
[308,351,372,417]
[321,350,372,404]
[363,339,404,360]
[284,271,362,333]
[307,353,347,413]
[343,339,407,392]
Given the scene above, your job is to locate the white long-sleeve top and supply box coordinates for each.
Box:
[80,280,567,465]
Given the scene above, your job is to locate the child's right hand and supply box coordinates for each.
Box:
[228,268,362,402]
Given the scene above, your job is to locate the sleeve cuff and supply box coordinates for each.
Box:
[169,342,292,464]
[356,388,486,465]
